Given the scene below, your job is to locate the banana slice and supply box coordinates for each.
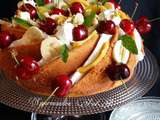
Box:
[40,36,63,63]
[113,40,130,64]
[10,26,45,47]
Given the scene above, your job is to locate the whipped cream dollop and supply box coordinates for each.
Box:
[15,11,37,25]
[17,11,31,21]
[72,13,84,25]
[133,29,145,61]
[55,22,74,48]
[98,7,121,25]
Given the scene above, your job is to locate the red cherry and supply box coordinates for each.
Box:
[96,20,116,35]
[106,64,130,81]
[120,19,135,35]
[0,31,12,49]
[135,16,152,35]
[73,25,88,41]
[20,56,40,75]
[49,8,65,16]
[16,66,31,80]
[44,0,52,4]
[39,18,57,35]
[70,2,84,15]
[16,56,40,80]
[19,3,37,18]
[54,75,72,97]
[109,0,121,10]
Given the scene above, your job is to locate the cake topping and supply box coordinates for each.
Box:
[133,29,145,61]
[96,20,116,35]
[19,3,37,19]
[44,0,53,4]
[21,0,36,7]
[0,32,13,49]
[16,11,31,22]
[109,0,121,10]
[19,56,40,74]
[16,56,40,80]
[120,19,135,35]
[40,36,64,65]
[113,40,130,64]
[135,16,151,35]
[73,13,84,25]
[106,64,130,81]
[49,8,66,16]
[39,17,57,35]
[54,75,72,97]
[119,35,138,54]
[70,2,84,15]
[55,22,74,48]
[73,24,88,41]
[12,17,33,29]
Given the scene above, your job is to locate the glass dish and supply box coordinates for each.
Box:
[110,97,160,120]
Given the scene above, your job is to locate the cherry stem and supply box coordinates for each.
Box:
[131,2,139,19]
[10,49,20,65]
[149,17,160,22]
[120,77,128,90]
[36,87,59,110]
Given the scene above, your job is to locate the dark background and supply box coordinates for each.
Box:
[0,0,160,120]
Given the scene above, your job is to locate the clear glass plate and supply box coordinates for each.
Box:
[110,97,160,120]
[0,48,159,116]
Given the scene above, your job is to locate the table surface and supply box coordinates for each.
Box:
[0,0,160,119]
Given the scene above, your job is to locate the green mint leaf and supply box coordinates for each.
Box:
[35,0,44,6]
[84,11,96,27]
[119,35,138,54]
[12,17,33,29]
[60,44,69,63]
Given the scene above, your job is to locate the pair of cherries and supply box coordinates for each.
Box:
[120,17,151,35]
[106,64,130,81]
